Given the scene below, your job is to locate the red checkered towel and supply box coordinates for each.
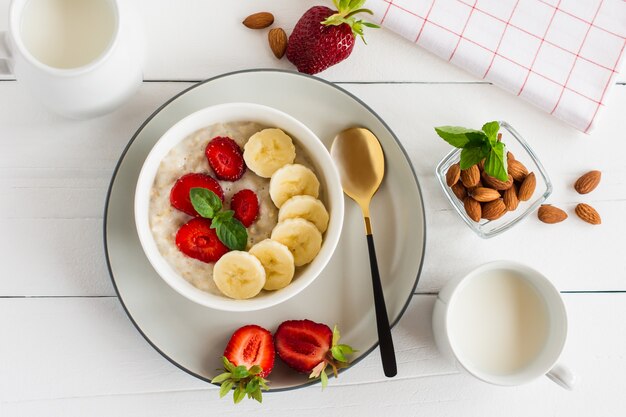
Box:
[368,0,626,133]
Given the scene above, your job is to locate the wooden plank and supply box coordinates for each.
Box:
[1,294,624,416]
[0,0,623,83]
[1,82,623,295]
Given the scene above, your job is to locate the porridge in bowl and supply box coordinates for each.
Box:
[149,121,329,299]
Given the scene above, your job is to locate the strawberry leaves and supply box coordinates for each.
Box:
[308,325,357,389]
[435,121,509,181]
[325,0,380,42]
[212,357,269,404]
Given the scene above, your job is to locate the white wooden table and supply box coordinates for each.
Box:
[1,1,625,415]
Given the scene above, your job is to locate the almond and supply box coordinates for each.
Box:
[503,185,519,211]
[460,165,480,188]
[482,199,507,220]
[446,163,461,187]
[268,28,287,58]
[470,187,501,202]
[574,170,601,194]
[507,151,515,163]
[575,203,601,225]
[508,159,528,182]
[478,159,485,172]
[538,205,567,224]
[451,182,467,200]
[464,197,481,222]
[243,12,274,29]
[482,172,513,190]
[518,172,536,201]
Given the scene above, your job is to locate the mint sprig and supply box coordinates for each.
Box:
[190,188,248,251]
[435,121,508,181]
[212,357,269,404]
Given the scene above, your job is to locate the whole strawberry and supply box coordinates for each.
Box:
[286,0,379,75]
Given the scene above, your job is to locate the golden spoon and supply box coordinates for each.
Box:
[330,127,397,377]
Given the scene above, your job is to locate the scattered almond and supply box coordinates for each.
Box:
[503,186,519,211]
[268,28,288,58]
[508,159,528,182]
[482,172,513,190]
[518,172,536,201]
[478,159,485,172]
[470,187,501,202]
[538,205,567,224]
[575,203,601,225]
[446,163,461,187]
[451,182,467,200]
[243,12,274,29]
[464,197,481,222]
[574,170,601,194]
[460,165,480,188]
[482,199,507,220]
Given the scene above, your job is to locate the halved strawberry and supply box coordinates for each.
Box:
[175,218,229,263]
[212,325,275,404]
[231,189,259,227]
[170,173,224,216]
[206,137,246,181]
[274,320,356,389]
[223,325,275,378]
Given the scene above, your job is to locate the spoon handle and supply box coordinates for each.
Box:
[366,233,398,377]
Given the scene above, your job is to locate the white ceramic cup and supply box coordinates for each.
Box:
[432,260,576,389]
[0,0,143,118]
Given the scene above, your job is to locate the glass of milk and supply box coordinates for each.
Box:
[0,0,142,118]
[432,261,575,389]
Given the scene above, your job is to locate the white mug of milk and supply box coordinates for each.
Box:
[0,0,142,118]
[433,261,575,389]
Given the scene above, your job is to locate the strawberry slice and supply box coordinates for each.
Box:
[205,137,246,181]
[274,320,356,388]
[175,218,229,263]
[170,173,224,216]
[223,325,275,378]
[274,319,332,373]
[231,189,259,227]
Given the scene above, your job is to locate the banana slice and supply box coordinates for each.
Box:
[278,195,330,233]
[243,128,296,178]
[269,164,320,208]
[271,218,322,266]
[249,239,295,291]
[213,251,266,299]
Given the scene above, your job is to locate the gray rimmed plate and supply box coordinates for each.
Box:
[104,69,426,390]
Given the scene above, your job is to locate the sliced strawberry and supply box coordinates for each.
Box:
[170,173,224,216]
[205,137,246,181]
[224,325,275,378]
[231,189,259,227]
[274,319,333,373]
[175,218,229,263]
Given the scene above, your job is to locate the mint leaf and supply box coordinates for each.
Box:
[219,380,234,398]
[485,141,508,181]
[459,146,487,170]
[212,210,234,226]
[216,218,248,251]
[481,121,500,145]
[435,126,487,148]
[190,188,222,218]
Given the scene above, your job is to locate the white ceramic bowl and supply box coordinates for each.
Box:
[134,103,344,312]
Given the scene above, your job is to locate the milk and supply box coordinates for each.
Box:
[448,269,550,375]
[20,0,116,69]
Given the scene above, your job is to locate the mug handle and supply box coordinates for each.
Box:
[0,31,14,76]
[546,363,576,390]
